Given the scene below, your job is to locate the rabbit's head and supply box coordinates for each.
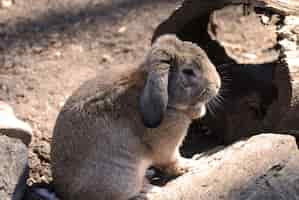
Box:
[139,35,221,128]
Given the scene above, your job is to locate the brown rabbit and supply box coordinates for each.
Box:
[51,34,221,200]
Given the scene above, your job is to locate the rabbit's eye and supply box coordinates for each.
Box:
[182,68,196,77]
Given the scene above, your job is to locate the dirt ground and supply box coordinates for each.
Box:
[0,0,179,184]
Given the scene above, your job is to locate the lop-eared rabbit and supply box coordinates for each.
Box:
[51,34,221,200]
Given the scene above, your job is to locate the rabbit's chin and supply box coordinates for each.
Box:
[167,103,206,119]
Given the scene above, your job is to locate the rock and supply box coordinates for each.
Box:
[232,148,299,200]
[0,101,32,146]
[147,134,299,200]
[0,135,29,200]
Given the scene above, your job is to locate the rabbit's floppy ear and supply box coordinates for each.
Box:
[139,34,180,128]
[139,62,170,128]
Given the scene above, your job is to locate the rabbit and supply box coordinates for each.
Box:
[51,34,221,200]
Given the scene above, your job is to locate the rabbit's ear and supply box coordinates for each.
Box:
[139,65,169,128]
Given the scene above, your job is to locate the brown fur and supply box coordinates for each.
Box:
[51,34,221,200]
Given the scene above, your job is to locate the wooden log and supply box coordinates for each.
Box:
[202,5,299,143]
[145,134,299,200]
[152,0,298,65]
[152,0,299,144]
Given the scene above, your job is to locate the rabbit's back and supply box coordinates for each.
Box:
[51,71,151,200]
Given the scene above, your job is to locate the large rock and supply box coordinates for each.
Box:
[0,135,29,200]
[147,134,299,200]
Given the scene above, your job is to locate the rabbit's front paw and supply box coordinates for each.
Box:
[162,157,198,177]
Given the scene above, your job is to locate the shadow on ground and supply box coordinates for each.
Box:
[0,0,178,55]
